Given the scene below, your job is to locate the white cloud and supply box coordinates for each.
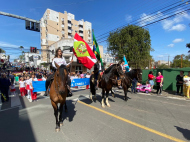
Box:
[168,44,174,47]
[125,15,132,22]
[0,41,19,48]
[139,11,163,26]
[173,38,184,43]
[169,24,186,31]
[161,9,190,31]
[157,55,164,58]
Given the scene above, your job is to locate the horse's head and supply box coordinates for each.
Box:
[133,69,142,83]
[115,64,125,79]
[54,62,68,95]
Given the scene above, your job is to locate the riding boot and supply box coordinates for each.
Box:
[117,80,122,89]
[67,85,73,97]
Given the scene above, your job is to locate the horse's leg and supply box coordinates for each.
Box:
[101,89,105,108]
[106,90,110,107]
[124,87,128,101]
[59,102,64,126]
[51,100,60,132]
[111,89,115,98]
[65,101,68,112]
[94,84,97,100]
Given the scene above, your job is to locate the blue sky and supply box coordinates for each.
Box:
[0,0,189,62]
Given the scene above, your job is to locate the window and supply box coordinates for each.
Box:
[57,23,58,25]
[75,66,82,74]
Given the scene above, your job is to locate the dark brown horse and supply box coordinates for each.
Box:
[121,69,142,101]
[99,64,124,108]
[49,63,68,132]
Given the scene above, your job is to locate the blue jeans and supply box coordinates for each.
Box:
[131,82,137,93]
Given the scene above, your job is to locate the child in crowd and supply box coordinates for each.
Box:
[131,77,138,93]
[10,82,16,96]
[25,75,33,102]
[31,74,37,102]
[19,77,26,97]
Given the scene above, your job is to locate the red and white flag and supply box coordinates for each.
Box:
[73,33,97,69]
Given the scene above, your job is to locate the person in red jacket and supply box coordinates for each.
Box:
[148,71,155,89]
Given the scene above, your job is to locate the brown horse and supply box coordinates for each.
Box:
[99,64,124,108]
[49,63,68,132]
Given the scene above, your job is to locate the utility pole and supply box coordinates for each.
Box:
[181,54,183,68]
[168,55,170,67]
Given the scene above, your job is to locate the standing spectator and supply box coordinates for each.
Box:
[15,74,19,85]
[10,82,16,96]
[0,73,11,102]
[176,71,184,95]
[131,77,138,93]
[9,72,15,84]
[86,72,90,89]
[19,77,26,97]
[148,71,155,90]
[155,72,164,95]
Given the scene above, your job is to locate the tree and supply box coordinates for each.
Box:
[171,54,190,68]
[107,25,152,69]
[186,43,190,52]
[0,48,5,53]
[19,46,24,50]
[19,55,24,62]
[157,64,169,69]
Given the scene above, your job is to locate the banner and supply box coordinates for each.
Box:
[71,78,90,87]
[32,81,46,92]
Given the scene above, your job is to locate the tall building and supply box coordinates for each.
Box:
[40,9,92,62]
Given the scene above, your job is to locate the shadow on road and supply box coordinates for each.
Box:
[175,126,190,140]
[62,100,76,122]
[0,86,36,142]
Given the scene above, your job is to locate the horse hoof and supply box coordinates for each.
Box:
[112,94,115,98]
[107,104,111,107]
[60,122,63,126]
[102,105,105,108]
[55,128,60,132]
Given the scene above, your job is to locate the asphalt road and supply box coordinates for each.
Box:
[0,86,190,142]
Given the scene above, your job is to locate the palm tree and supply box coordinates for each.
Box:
[19,46,24,50]
[0,48,5,53]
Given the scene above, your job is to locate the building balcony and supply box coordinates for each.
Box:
[68,35,72,38]
[79,27,83,31]
[62,31,65,34]
[68,16,71,21]
[68,23,72,27]
[61,25,64,28]
[79,20,83,25]
[88,36,91,39]
[61,18,64,21]
[68,30,72,33]
[79,33,83,37]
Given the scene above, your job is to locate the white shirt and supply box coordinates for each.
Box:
[86,75,90,78]
[19,81,25,88]
[42,77,46,81]
[52,57,70,69]
[26,79,33,89]
[99,63,101,71]
[121,64,124,70]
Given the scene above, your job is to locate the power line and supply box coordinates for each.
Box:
[97,7,190,43]
[95,0,181,36]
[96,1,189,40]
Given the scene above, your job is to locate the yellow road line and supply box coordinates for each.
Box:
[78,101,186,142]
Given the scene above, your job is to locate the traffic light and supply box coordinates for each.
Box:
[30,47,37,53]
[25,20,40,32]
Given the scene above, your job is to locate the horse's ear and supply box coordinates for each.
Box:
[54,62,60,69]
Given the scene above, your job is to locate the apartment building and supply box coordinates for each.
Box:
[40,9,92,62]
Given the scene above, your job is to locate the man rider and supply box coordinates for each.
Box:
[45,48,73,96]
[94,59,102,89]
[118,59,126,89]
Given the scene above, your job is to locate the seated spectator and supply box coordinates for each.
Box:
[176,71,184,95]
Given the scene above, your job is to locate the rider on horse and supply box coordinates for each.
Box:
[117,59,126,89]
[45,48,73,96]
[94,59,103,89]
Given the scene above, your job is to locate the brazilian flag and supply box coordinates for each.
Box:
[92,31,103,67]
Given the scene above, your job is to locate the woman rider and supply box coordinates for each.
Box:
[45,48,73,95]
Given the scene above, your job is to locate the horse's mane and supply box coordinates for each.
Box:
[59,65,67,79]
[104,64,117,74]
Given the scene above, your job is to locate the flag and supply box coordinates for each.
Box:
[92,31,103,67]
[73,33,97,70]
[123,55,131,72]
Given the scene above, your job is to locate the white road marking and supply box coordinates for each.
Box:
[0,94,2,110]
